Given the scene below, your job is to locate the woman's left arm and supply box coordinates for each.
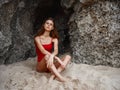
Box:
[52,38,64,66]
[52,38,58,56]
[47,38,58,67]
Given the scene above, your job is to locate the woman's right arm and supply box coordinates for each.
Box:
[34,36,51,55]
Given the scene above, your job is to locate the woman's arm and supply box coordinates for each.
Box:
[54,56,63,64]
[34,36,51,55]
[47,38,59,67]
[52,38,65,66]
[51,38,58,56]
[54,56,65,68]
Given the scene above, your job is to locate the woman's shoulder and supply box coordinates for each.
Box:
[34,36,43,42]
[52,38,58,43]
[35,35,43,39]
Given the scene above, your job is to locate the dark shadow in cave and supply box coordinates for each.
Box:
[33,0,61,33]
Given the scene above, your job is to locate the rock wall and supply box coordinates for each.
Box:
[0,0,120,68]
[0,0,40,64]
[0,0,70,64]
[64,0,120,67]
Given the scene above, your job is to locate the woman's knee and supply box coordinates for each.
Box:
[65,55,71,60]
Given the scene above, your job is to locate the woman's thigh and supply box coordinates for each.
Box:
[36,58,49,72]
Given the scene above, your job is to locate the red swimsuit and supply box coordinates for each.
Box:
[35,40,53,62]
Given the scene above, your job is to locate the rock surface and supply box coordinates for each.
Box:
[0,0,38,64]
[66,0,120,67]
[0,0,68,64]
[0,0,120,68]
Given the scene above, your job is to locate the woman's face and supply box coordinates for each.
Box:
[44,20,54,31]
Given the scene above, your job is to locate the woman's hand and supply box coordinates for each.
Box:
[54,56,65,68]
[47,54,54,68]
[60,62,66,69]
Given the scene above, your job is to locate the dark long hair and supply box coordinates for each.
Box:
[35,17,59,39]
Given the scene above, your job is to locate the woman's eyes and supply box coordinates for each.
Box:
[46,22,53,26]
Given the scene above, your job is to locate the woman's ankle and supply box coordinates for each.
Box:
[57,77,68,82]
[50,75,55,79]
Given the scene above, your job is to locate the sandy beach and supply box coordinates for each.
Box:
[0,57,120,90]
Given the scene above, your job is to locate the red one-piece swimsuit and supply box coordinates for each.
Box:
[35,40,53,62]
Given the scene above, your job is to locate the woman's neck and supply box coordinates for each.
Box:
[43,31,50,37]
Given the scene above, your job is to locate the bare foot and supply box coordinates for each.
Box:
[48,75,55,83]
[58,77,71,82]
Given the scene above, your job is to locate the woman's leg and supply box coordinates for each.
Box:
[36,54,71,82]
[56,55,71,72]
[48,64,70,82]
[50,55,71,80]
[36,58,49,72]
[45,54,71,82]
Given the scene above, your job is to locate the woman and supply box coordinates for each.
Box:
[34,17,71,82]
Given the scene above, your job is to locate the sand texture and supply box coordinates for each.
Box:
[0,57,120,90]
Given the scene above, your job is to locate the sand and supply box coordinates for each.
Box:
[0,57,120,90]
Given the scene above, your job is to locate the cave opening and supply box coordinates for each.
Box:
[33,0,61,32]
[33,0,71,54]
